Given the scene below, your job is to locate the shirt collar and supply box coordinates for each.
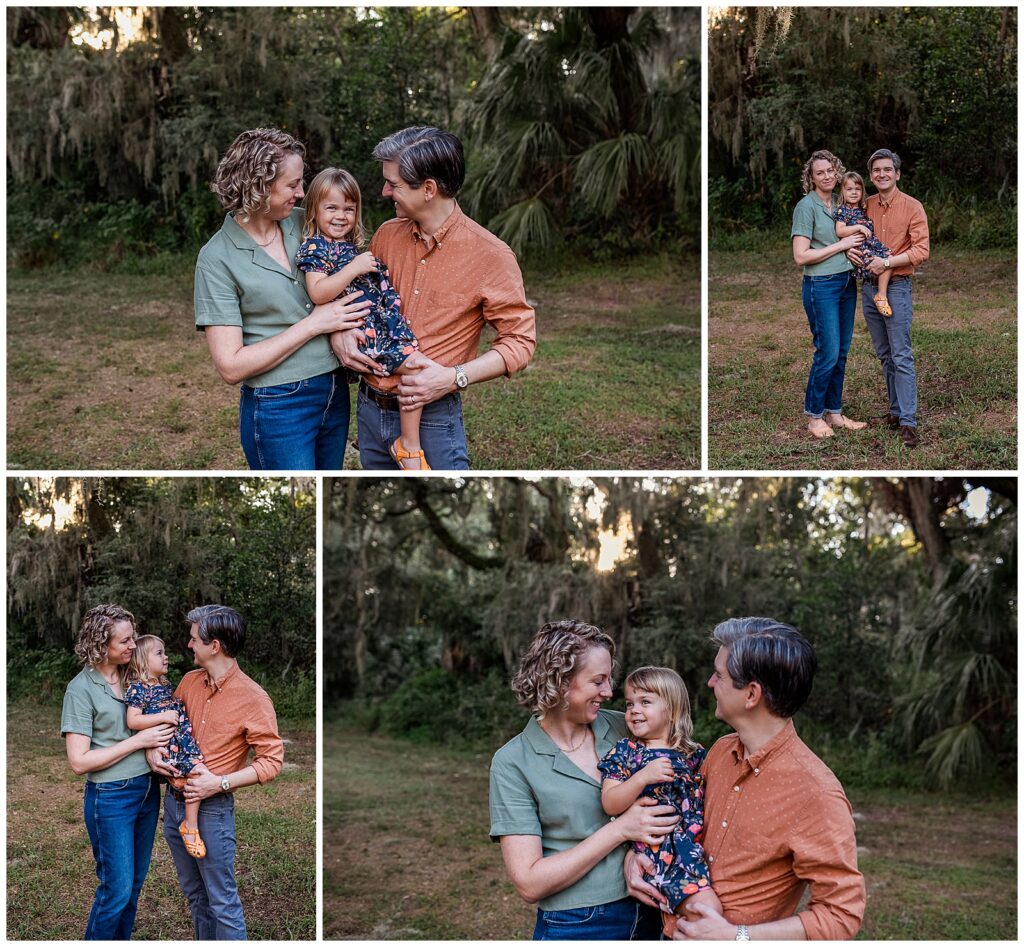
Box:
[86,666,125,700]
[224,212,301,257]
[877,187,902,209]
[412,202,463,249]
[523,710,615,756]
[728,718,798,769]
[203,660,239,692]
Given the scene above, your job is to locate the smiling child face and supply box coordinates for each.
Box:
[842,178,863,206]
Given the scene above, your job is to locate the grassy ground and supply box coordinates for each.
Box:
[6,254,698,470]
[709,243,1017,469]
[323,725,1017,940]
[6,702,315,940]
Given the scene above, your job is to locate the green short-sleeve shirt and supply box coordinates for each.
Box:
[60,667,149,783]
[194,206,340,388]
[790,191,853,276]
[489,710,630,911]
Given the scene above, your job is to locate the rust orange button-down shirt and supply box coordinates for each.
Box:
[367,204,537,393]
[702,721,865,939]
[865,188,930,276]
[175,663,284,785]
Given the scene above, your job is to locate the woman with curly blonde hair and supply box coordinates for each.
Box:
[489,620,679,940]
[791,149,868,440]
[195,127,372,470]
[61,604,175,939]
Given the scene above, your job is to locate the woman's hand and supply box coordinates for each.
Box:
[640,757,676,786]
[624,849,667,909]
[330,329,386,375]
[136,723,175,749]
[145,745,180,778]
[614,795,679,846]
[840,233,864,250]
[309,291,371,335]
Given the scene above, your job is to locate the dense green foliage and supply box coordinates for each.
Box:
[7,7,697,268]
[7,478,316,712]
[324,477,1016,789]
[708,7,1016,245]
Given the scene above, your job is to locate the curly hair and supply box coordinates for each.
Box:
[624,666,700,756]
[125,635,170,686]
[801,149,846,195]
[74,603,137,669]
[211,127,306,222]
[838,172,867,211]
[303,167,366,247]
[511,619,616,717]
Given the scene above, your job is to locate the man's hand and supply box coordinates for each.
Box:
[674,901,735,940]
[846,246,865,267]
[397,353,455,412]
[865,256,887,276]
[183,761,223,802]
[146,745,179,778]
[624,849,668,910]
[330,329,385,375]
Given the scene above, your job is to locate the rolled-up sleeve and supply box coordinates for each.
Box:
[245,693,284,784]
[489,753,542,841]
[905,203,930,267]
[484,251,536,376]
[194,260,243,329]
[794,789,866,939]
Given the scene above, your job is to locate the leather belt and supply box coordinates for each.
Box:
[359,380,400,409]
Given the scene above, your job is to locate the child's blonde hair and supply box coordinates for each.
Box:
[624,666,699,756]
[839,171,867,210]
[303,167,366,247]
[126,635,170,686]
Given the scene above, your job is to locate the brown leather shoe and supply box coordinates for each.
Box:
[881,414,901,429]
[900,425,919,448]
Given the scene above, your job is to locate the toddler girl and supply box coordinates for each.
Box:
[125,635,207,859]
[833,171,893,316]
[599,666,721,938]
[296,168,428,470]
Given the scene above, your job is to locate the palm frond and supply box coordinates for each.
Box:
[488,196,561,257]
[575,133,653,218]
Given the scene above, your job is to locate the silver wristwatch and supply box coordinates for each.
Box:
[883,257,891,269]
[735,925,750,941]
[220,775,231,793]
[454,365,469,390]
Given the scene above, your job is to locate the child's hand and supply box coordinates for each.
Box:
[349,252,379,278]
[163,710,180,726]
[857,225,872,238]
[640,757,677,786]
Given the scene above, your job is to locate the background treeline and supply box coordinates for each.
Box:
[7,6,698,268]
[7,477,315,718]
[709,7,1016,247]
[324,476,1016,791]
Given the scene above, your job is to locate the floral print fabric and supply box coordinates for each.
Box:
[295,235,419,374]
[833,204,891,280]
[124,681,204,776]
[598,737,712,912]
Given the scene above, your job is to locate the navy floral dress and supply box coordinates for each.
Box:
[598,738,712,913]
[124,681,203,776]
[295,235,419,374]
[832,205,890,281]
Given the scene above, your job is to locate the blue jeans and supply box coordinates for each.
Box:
[533,897,662,940]
[863,277,917,427]
[356,385,470,470]
[239,368,349,470]
[83,773,161,940]
[802,271,856,418]
[163,789,246,940]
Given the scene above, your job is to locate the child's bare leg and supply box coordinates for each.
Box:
[184,799,202,832]
[874,267,893,316]
[389,362,428,469]
[180,797,206,858]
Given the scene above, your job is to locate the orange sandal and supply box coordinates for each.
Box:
[389,437,431,471]
[874,294,893,317]
[179,821,207,859]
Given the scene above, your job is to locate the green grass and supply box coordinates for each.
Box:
[709,242,1017,469]
[323,724,1017,940]
[6,701,315,940]
[7,253,699,470]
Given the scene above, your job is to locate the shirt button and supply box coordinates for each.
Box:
[754,768,760,775]
[305,303,312,310]
[733,785,740,792]
[414,289,420,295]
[708,854,715,864]
[722,820,728,828]
[420,259,426,265]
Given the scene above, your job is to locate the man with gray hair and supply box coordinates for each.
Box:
[627,617,865,940]
[334,125,537,469]
[147,605,284,939]
[853,148,930,448]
